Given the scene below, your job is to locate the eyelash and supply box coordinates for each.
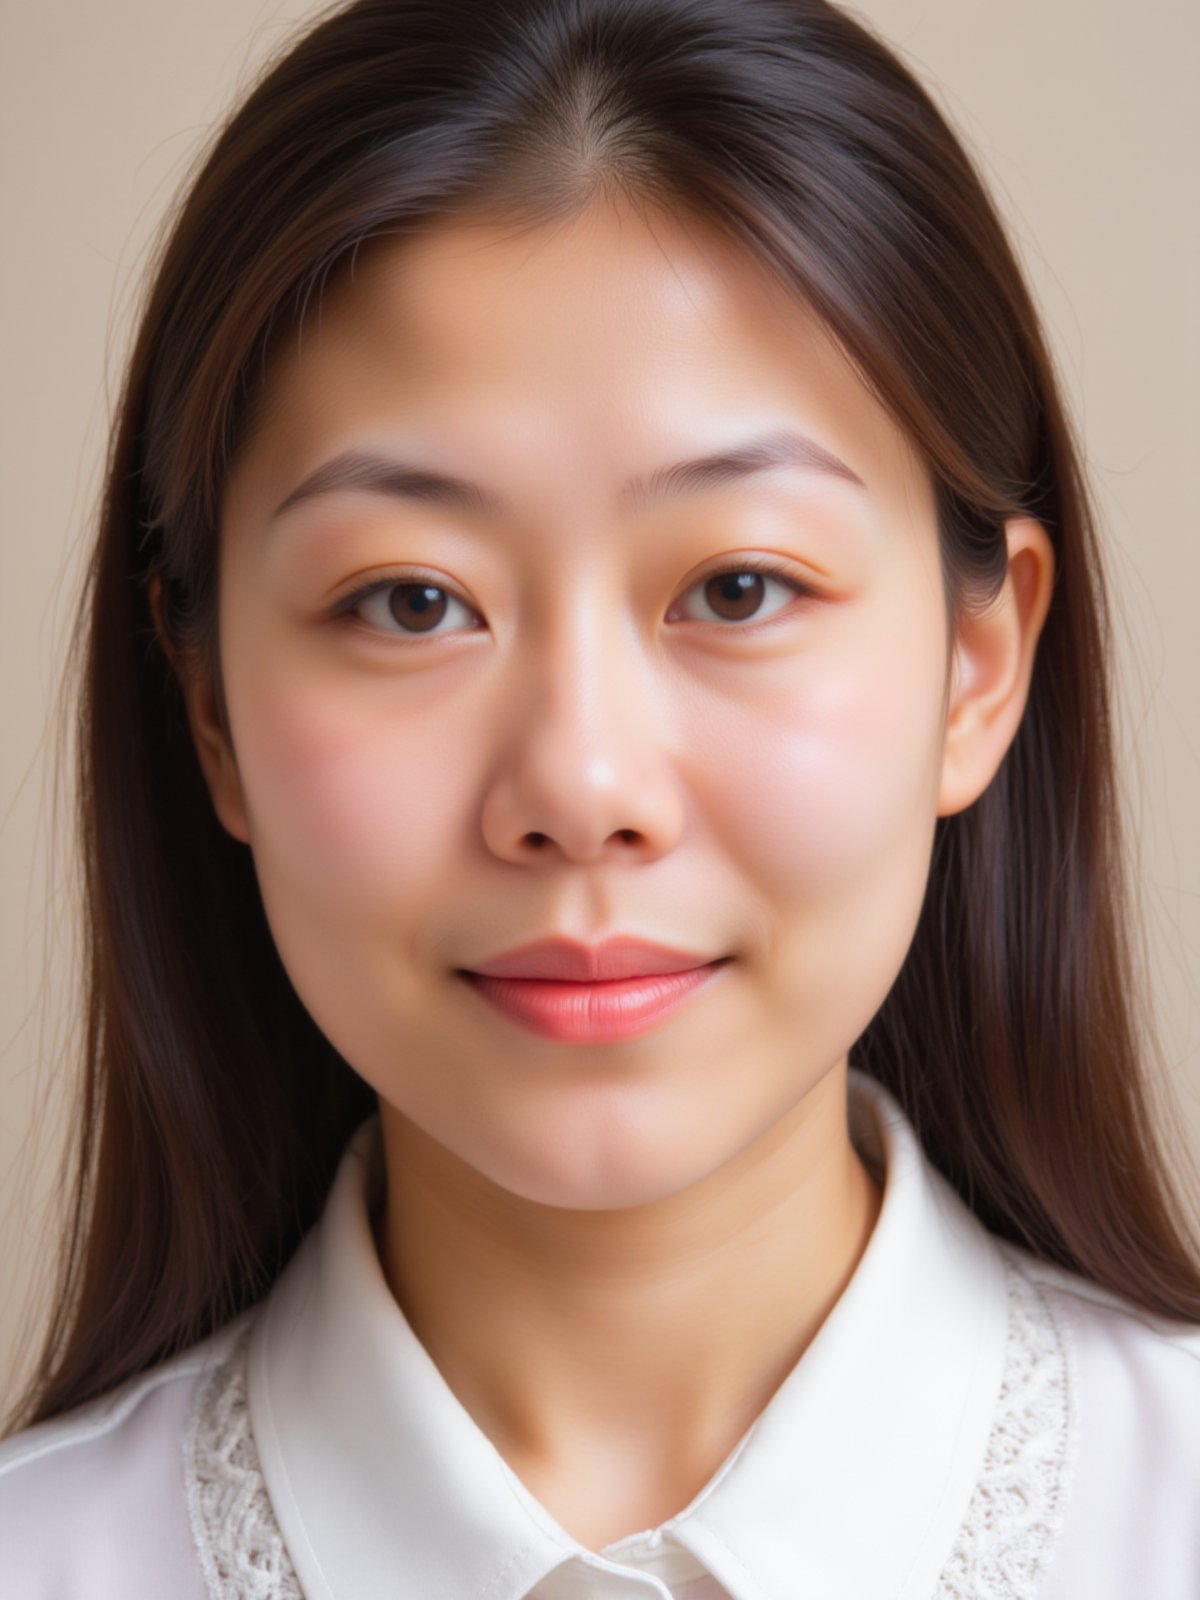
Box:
[330,555,817,642]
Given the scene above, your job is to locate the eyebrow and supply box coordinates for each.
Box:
[267,427,866,525]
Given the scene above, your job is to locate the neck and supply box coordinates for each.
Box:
[372,1060,883,1545]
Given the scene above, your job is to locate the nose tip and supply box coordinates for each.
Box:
[480,699,685,866]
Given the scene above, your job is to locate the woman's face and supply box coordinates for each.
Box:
[209,196,954,1209]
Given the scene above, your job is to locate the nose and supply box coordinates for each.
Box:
[478,602,686,867]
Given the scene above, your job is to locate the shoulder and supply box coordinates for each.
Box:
[0,1313,251,1600]
[998,1238,1200,1428]
[995,1240,1200,1597]
[998,1237,1200,1378]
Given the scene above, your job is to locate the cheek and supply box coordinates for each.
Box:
[229,666,468,921]
[691,620,946,895]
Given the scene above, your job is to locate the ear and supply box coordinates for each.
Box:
[147,574,252,844]
[937,517,1056,817]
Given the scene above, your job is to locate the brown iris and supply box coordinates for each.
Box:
[387,583,450,633]
[703,570,767,623]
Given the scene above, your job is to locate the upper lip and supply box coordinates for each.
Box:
[463,937,723,982]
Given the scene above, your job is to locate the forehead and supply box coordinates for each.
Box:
[231,196,933,531]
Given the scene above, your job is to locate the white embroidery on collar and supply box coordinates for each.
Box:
[931,1257,1077,1598]
[184,1322,304,1598]
[184,1256,1074,1599]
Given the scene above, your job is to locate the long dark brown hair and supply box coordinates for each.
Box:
[7,0,1199,1438]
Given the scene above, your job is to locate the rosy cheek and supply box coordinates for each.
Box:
[692,634,944,894]
[233,676,462,914]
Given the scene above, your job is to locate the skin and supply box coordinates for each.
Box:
[153,193,1054,1551]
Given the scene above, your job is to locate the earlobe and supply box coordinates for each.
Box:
[937,517,1056,817]
[147,574,252,845]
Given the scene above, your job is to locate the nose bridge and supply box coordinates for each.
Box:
[481,558,684,861]
[522,565,657,787]
[533,565,639,733]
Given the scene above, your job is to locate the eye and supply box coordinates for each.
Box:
[672,556,816,627]
[333,572,480,639]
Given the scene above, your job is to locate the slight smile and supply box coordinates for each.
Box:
[456,959,734,1044]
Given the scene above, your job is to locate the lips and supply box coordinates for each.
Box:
[457,936,733,1042]
[462,935,720,982]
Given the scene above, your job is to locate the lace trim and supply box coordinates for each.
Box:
[183,1322,305,1599]
[183,1257,1074,1600]
[931,1256,1077,1598]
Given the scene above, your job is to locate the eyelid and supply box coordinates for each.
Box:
[330,564,465,607]
[329,555,820,640]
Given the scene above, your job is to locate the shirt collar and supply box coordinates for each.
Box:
[246,1068,1011,1600]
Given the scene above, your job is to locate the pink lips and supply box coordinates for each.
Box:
[458,936,732,1042]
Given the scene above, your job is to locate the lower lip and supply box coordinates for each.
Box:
[457,959,732,1043]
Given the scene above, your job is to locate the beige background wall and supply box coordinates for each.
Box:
[2,0,1197,1413]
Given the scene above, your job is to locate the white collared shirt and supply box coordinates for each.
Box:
[3,1068,1198,1598]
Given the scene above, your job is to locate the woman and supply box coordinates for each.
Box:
[2,0,1198,1595]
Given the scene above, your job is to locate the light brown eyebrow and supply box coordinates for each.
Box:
[267,426,866,526]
